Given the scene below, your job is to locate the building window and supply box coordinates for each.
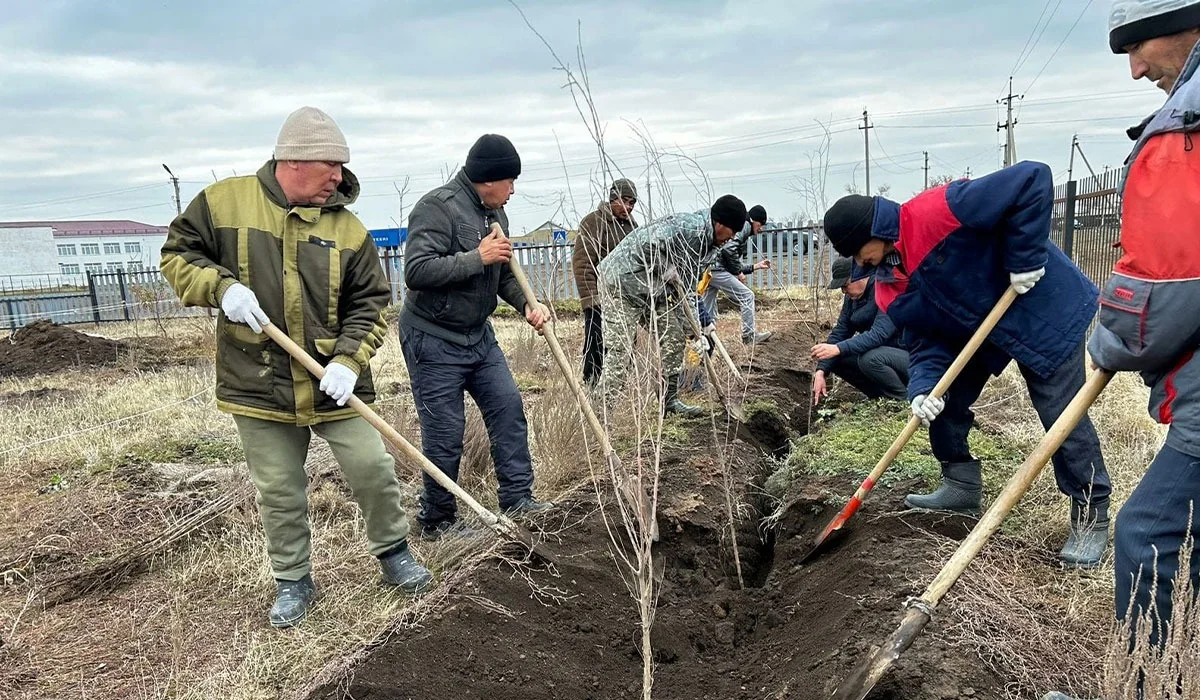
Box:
[57,244,76,256]
[124,242,142,254]
[106,262,124,272]
[59,263,80,275]
[103,242,122,255]
[80,243,100,256]
[128,261,144,272]
[84,263,103,274]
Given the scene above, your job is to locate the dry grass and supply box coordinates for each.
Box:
[936,368,1165,699]
[0,312,597,700]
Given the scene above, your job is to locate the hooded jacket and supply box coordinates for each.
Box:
[869,161,1099,400]
[1089,38,1200,458]
[573,200,637,309]
[161,161,389,425]
[400,169,528,346]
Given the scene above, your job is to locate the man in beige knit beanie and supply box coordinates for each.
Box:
[161,106,432,629]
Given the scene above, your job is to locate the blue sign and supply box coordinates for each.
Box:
[552,228,567,244]
[370,227,406,248]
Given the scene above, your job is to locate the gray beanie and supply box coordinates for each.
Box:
[609,178,638,201]
[1109,0,1200,52]
[274,106,350,163]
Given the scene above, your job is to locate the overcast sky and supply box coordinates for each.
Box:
[0,0,1165,236]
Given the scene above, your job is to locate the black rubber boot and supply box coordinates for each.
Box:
[268,574,317,629]
[904,460,982,515]
[379,542,434,594]
[663,375,704,418]
[1059,499,1110,569]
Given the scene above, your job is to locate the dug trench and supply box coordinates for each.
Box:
[309,324,1005,700]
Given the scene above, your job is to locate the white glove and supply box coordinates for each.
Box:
[690,336,712,355]
[911,394,945,426]
[1009,267,1046,295]
[701,322,716,336]
[221,283,270,333]
[320,362,358,406]
[662,266,681,286]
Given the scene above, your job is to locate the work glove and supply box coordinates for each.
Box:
[221,283,270,333]
[320,362,358,407]
[690,336,712,355]
[911,394,945,427]
[701,322,716,337]
[1009,267,1046,295]
[662,266,681,287]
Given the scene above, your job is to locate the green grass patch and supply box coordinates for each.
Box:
[767,399,1026,500]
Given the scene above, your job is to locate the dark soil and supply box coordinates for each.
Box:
[0,321,132,377]
[308,322,1004,700]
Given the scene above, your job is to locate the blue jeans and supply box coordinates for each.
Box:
[399,324,535,527]
[928,340,1110,505]
[1115,444,1200,648]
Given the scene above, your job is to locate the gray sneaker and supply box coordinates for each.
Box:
[742,330,773,345]
[504,496,555,516]
[379,544,434,594]
[269,574,317,629]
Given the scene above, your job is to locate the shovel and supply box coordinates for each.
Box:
[669,278,746,422]
[834,368,1113,700]
[494,224,660,542]
[261,322,557,563]
[800,286,1019,563]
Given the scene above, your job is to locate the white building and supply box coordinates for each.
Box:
[0,219,169,288]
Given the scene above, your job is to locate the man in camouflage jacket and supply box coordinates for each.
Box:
[597,195,747,416]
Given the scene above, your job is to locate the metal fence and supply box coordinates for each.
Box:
[1051,170,1123,287]
[1,228,835,331]
[379,228,834,305]
[0,269,206,330]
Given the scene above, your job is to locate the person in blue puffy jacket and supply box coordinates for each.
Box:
[822,160,1111,568]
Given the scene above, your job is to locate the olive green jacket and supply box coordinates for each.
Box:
[161,161,390,425]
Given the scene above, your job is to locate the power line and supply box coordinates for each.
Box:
[1015,0,1067,76]
[1024,0,1096,94]
[1006,0,1057,84]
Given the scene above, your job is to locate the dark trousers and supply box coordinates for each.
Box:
[1115,444,1200,648]
[582,306,604,386]
[399,325,535,527]
[827,346,909,401]
[928,340,1110,504]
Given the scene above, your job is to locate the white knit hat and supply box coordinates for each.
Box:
[1109,0,1200,52]
[274,106,350,163]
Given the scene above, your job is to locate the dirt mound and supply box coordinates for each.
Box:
[0,321,132,377]
[306,322,1002,700]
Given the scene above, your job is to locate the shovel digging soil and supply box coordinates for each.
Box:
[799,286,1019,564]
[668,278,745,422]
[262,323,558,565]
[835,368,1114,700]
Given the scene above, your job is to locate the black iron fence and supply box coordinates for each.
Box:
[1051,170,1123,288]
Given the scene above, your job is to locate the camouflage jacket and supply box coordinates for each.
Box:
[598,209,718,329]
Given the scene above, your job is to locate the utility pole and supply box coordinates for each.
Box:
[1068,135,1077,182]
[162,164,181,215]
[923,151,930,190]
[858,109,873,195]
[997,77,1021,167]
[965,166,972,179]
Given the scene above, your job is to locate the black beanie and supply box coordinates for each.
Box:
[465,134,522,183]
[710,194,747,232]
[823,195,876,257]
[747,204,768,224]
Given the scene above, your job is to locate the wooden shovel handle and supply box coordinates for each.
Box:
[817,286,1020,539]
[261,323,504,530]
[494,224,658,537]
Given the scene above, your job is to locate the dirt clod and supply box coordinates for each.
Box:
[0,321,131,377]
